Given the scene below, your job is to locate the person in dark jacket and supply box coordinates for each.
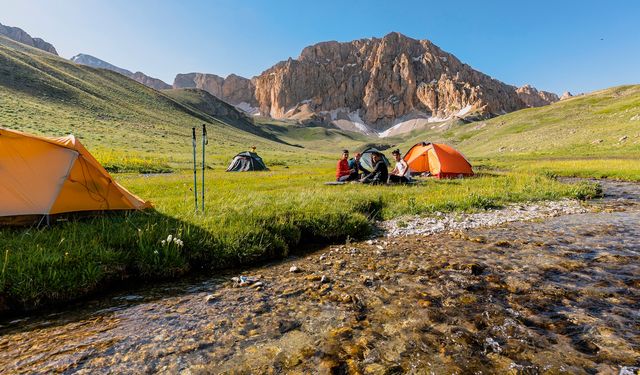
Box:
[360,152,388,184]
[348,152,369,178]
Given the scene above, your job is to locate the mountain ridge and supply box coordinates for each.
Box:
[70,53,172,90]
[0,23,562,137]
[0,34,291,163]
[177,32,558,134]
[0,22,58,55]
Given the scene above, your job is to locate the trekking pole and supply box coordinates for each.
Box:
[201,124,207,212]
[192,127,198,213]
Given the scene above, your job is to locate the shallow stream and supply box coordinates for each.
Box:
[1,180,638,374]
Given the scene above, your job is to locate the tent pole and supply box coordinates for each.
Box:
[192,127,198,213]
[201,124,207,212]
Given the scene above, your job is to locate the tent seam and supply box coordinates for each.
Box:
[46,150,79,215]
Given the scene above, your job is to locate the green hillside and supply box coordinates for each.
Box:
[398,85,640,157]
[394,85,640,179]
[0,35,303,169]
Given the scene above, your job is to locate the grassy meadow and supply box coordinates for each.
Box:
[0,164,598,312]
[0,35,636,313]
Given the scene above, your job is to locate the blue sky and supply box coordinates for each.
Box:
[1,0,638,94]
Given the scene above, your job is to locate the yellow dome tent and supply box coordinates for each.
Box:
[0,127,151,224]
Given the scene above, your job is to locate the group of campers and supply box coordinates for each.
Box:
[336,149,411,184]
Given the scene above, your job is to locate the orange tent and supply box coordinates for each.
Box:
[0,127,150,223]
[403,142,473,179]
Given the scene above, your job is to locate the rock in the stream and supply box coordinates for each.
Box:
[232,275,260,287]
[289,265,301,273]
[278,320,301,334]
[205,294,217,303]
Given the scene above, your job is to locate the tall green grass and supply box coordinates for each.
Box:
[480,157,640,182]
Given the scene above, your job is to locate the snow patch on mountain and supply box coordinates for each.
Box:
[235,102,261,116]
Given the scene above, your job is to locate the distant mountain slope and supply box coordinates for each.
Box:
[70,53,132,76]
[70,53,172,90]
[0,22,57,55]
[0,35,294,164]
[163,88,286,143]
[397,85,640,157]
[173,72,258,113]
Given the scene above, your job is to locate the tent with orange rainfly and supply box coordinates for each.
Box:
[403,142,474,179]
[0,127,151,225]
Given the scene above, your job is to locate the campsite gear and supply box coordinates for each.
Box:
[201,124,207,212]
[403,142,473,179]
[324,181,347,185]
[226,151,269,172]
[192,127,198,212]
[0,127,150,224]
[359,148,390,173]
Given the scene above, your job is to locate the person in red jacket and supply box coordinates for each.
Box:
[336,149,356,181]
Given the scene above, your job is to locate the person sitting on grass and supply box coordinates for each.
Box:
[336,149,358,182]
[360,151,388,184]
[388,149,411,184]
[348,152,368,178]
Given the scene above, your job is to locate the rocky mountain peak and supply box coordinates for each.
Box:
[0,22,58,55]
[560,91,574,100]
[71,54,133,77]
[252,32,559,133]
[171,32,559,135]
[172,72,258,112]
[516,84,560,107]
[70,53,171,90]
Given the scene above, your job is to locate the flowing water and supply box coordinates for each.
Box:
[1,180,638,374]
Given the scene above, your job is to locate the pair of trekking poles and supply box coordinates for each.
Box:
[192,124,207,213]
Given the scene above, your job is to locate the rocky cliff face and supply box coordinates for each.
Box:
[171,32,557,133]
[560,91,573,100]
[172,73,257,109]
[70,54,171,90]
[0,22,58,55]
[516,84,560,107]
[131,72,172,90]
[252,32,558,131]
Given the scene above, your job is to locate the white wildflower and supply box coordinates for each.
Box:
[173,237,179,244]
[154,250,159,255]
[167,234,173,243]
[161,240,166,246]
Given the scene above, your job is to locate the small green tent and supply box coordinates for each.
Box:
[226,152,269,172]
[359,147,390,172]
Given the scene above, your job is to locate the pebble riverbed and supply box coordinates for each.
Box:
[0,180,638,374]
